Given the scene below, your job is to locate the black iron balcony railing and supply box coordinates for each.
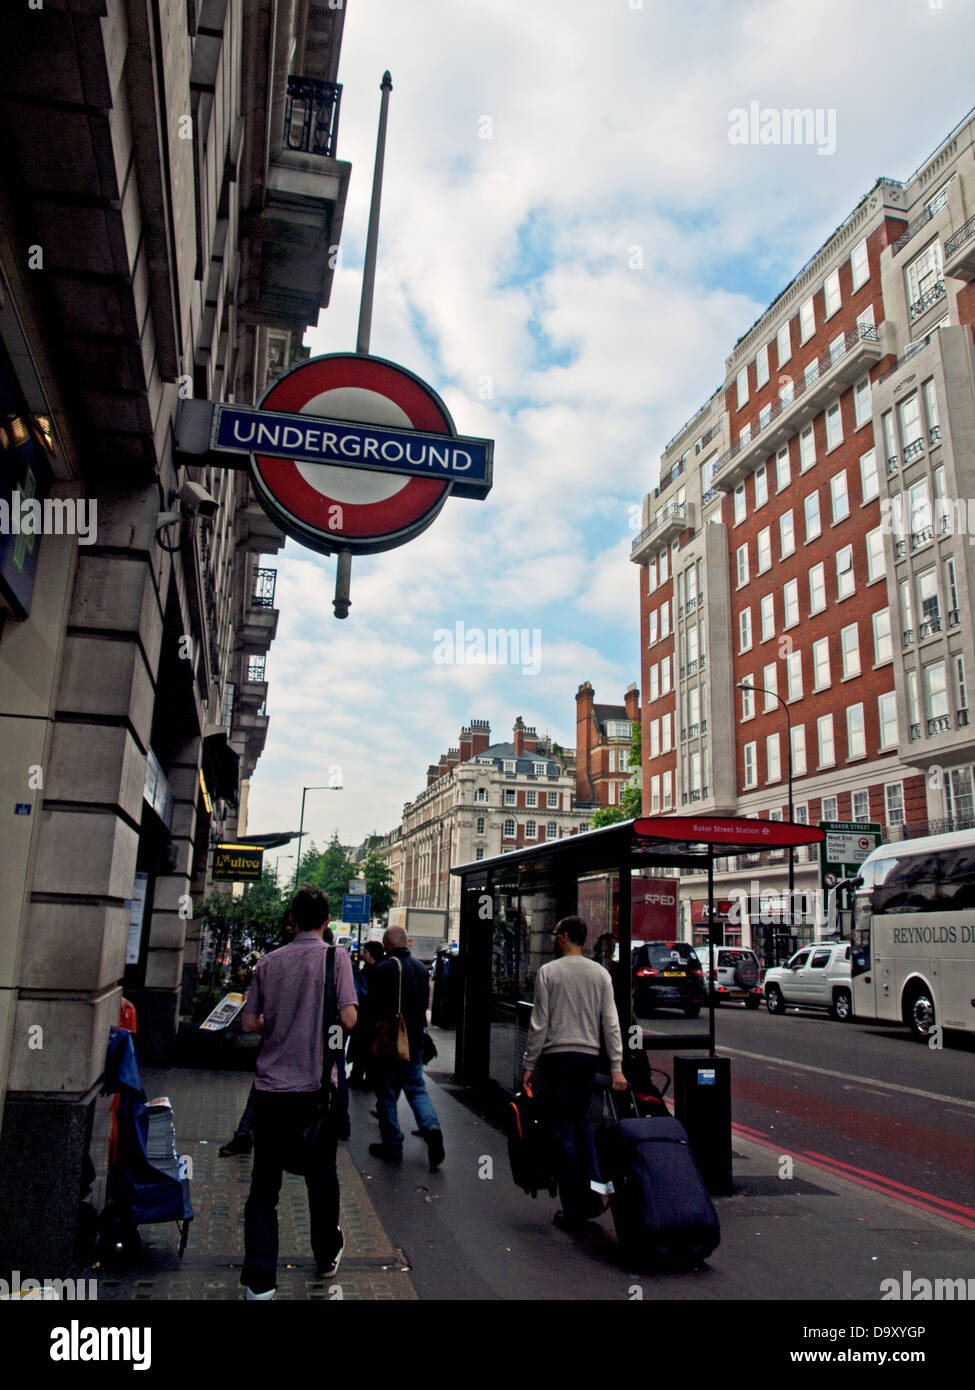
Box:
[892,206,934,256]
[945,214,975,261]
[252,567,277,609]
[903,436,925,462]
[910,722,922,741]
[929,424,942,445]
[877,333,935,386]
[284,76,342,157]
[911,525,934,550]
[630,500,687,553]
[654,460,685,498]
[903,628,914,647]
[710,324,879,483]
[958,709,970,728]
[918,616,942,639]
[895,540,907,559]
[948,608,961,628]
[927,714,952,736]
[909,280,946,321]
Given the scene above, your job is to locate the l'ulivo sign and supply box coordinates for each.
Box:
[213,843,264,882]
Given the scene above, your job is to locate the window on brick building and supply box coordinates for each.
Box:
[784,578,799,627]
[786,649,802,700]
[791,723,807,775]
[776,444,791,492]
[799,296,815,343]
[813,636,831,690]
[763,662,777,709]
[830,469,849,522]
[757,527,772,573]
[850,237,869,291]
[799,425,816,471]
[841,623,860,678]
[780,509,795,558]
[741,675,754,720]
[777,320,792,366]
[810,562,826,613]
[766,733,781,783]
[852,789,870,821]
[860,448,879,503]
[836,545,855,599]
[756,344,769,387]
[824,268,841,318]
[873,608,892,664]
[884,782,904,827]
[755,465,768,508]
[739,607,752,652]
[847,703,866,759]
[804,490,821,541]
[761,593,775,642]
[825,400,843,451]
[736,367,749,409]
[734,483,746,525]
[854,376,872,430]
[822,794,839,822]
[878,691,897,750]
[736,543,749,587]
[818,714,835,767]
[743,742,757,788]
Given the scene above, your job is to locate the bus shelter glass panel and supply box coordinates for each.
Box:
[488,884,560,1093]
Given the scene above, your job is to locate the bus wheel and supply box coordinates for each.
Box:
[905,988,936,1042]
[831,989,852,1022]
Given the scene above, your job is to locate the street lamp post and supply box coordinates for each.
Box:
[293,784,343,891]
[736,682,794,968]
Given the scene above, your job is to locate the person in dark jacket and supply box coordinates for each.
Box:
[348,940,384,1087]
[368,927,444,1169]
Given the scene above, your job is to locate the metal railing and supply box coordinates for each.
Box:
[927,714,952,735]
[903,437,925,462]
[892,206,934,256]
[909,280,946,321]
[252,568,277,609]
[710,324,879,482]
[877,334,933,386]
[918,616,942,639]
[929,424,942,445]
[654,460,685,498]
[247,653,267,682]
[630,501,687,553]
[284,76,342,157]
[945,214,975,260]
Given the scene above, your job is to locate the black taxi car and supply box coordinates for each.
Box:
[631,940,708,1018]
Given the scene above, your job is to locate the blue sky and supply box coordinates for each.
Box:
[246,0,975,859]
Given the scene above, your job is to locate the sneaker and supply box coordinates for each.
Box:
[219,1134,253,1156]
[244,1285,275,1300]
[316,1230,344,1279]
[368,1142,402,1163]
[424,1129,445,1170]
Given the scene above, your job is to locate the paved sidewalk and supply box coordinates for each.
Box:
[89,1030,975,1303]
[92,1067,416,1301]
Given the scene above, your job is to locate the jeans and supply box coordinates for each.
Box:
[537,1053,601,1223]
[374,1059,441,1150]
[241,1090,340,1293]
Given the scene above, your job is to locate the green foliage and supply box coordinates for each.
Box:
[620,781,642,819]
[627,719,641,768]
[590,805,626,829]
[362,847,396,918]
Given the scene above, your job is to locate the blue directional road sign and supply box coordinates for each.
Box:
[342,893,371,925]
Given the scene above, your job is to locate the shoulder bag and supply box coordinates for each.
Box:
[372,957,411,1062]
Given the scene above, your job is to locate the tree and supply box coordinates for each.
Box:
[590,805,625,829]
[362,848,396,919]
[621,718,643,818]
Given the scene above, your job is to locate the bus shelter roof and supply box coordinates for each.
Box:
[450,815,826,892]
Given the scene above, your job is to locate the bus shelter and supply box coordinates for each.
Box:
[450,814,826,1095]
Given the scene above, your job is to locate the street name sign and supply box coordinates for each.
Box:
[342,892,371,924]
[818,820,882,887]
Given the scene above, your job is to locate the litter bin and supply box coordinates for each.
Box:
[672,1054,732,1196]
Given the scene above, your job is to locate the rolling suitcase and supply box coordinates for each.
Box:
[596,1093,720,1265]
[505,1086,557,1198]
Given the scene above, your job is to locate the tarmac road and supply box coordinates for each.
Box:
[639,1003,975,1233]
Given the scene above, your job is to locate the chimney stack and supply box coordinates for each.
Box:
[470,719,491,756]
[459,725,473,763]
[575,681,595,807]
[513,716,525,758]
[624,682,639,723]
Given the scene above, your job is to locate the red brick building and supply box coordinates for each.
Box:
[575,682,640,810]
[632,108,975,946]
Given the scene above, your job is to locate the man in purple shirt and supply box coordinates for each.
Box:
[239,885,357,1299]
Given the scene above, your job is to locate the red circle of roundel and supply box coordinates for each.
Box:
[250,354,453,551]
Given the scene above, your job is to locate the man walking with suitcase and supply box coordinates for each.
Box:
[521,916,626,1232]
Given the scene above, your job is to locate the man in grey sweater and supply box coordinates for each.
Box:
[521,916,627,1231]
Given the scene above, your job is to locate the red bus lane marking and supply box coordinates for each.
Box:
[801,1150,975,1218]
[730,1073,975,1177]
[730,1124,975,1232]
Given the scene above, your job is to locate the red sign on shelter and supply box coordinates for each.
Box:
[634,816,825,849]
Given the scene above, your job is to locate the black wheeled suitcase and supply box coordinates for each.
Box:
[596,1099,720,1265]
[505,1087,557,1198]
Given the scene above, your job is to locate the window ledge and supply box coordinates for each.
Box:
[841,671,862,682]
[830,514,851,527]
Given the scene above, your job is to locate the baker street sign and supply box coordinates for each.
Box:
[213,843,264,882]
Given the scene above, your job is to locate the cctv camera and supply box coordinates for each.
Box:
[179,480,220,518]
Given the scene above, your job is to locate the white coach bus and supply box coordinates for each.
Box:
[851,828,975,1041]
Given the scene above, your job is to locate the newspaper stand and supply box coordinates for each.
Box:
[98,1027,193,1262]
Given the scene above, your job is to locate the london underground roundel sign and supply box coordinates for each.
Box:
[231,353,493,556]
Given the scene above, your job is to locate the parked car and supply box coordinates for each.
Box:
[698,946,763,1008]
[763,942,853,1020]
[632,941,708,1018]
